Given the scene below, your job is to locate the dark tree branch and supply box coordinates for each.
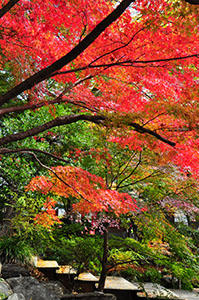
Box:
[0,75,95,117]
[116,151,142,189]
[106,258,143,272]
[120,171,162,189]
[185,0,199,4]
[109,151,137,188]
[129,122,176,146]
[0,147,70,163]
[143,112,166,126]
[118,152,138,178]
[89,26,148,66]
[0,0,20,19]
[0,98,97,116]
[51,53,199,77]
[0,113,176,147]
[129,53,199,64]
[0,114,106,146]
[0,0,134,107]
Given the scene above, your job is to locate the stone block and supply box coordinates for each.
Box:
[61,292,116,300]
[0,278,13,299]
[2,264,30,279]
[7,276,60,300]
[7,293,26,300]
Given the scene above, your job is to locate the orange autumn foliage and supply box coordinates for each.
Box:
[33,198,61,228]
[27,166,138,216]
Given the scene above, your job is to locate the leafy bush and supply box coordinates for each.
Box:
[177,224,199,248]
[145,267,162,282]
[45,235,103,274]
[119,266,145,281]
[0,236,34,265]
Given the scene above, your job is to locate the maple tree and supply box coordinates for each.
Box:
[26,162,140,290]
[6,135,196,290]
[26,140,199,290]
[0,0,199,290]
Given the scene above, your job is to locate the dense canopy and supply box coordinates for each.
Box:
[0,0,199,290]
[0,0,199,175]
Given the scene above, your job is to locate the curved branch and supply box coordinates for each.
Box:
[0,114,106,146]
[0,147,70,163]
[52,54,199,77]
[0,0,134,107]
[120,170,162,189]
[110,151,137,188]
[116,151,142,189]
[0,113,176,147]
[129,122,176,146]
[131,54,199,64]
[0,100,66,116]
[89,26,148,66]
[0,74,95,116]
[185,0,199,4]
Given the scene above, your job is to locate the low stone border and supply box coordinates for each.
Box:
[61,292,116,300]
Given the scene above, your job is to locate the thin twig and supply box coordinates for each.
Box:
[116,151,142,189]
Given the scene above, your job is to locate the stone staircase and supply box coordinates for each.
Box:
[35,259,199,300]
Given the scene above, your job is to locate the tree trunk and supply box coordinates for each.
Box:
[0,205,14,237]
[97,230,108,291]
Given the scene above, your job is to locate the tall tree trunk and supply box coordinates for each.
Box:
[0,206,14,237]
[97,230,108,291]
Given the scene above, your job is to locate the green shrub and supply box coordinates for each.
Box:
[145,267,162,282]
[0,236,34,265]
[119,266,145,281]
[45,235,103,274]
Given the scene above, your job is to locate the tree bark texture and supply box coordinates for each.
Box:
[97,230,109,292]
[0,0,20,19]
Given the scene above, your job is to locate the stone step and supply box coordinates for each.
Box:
[169,289,199,300]
[36,259,59,280]
[133,282,183,299]
[96,276,141,300]
[99,276,140,291]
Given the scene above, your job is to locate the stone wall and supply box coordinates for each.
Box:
[0,276,116,300]
[0,264,116,300]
